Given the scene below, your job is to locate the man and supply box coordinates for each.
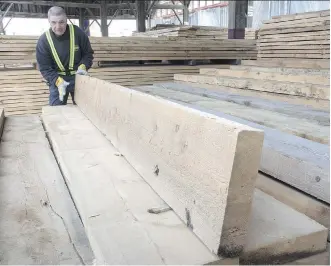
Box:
[36,6,94,106]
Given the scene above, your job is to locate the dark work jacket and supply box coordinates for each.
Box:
[36,24,94,86]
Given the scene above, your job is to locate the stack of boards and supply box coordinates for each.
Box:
[0,65,213,116]
[131,59,330,251]
[39,75,328,265]
[144,58,330,201]
[133,25,257,39]
[0,34,257,66]
[258,9,330,59]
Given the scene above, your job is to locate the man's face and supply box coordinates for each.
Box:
[49,14,67,36]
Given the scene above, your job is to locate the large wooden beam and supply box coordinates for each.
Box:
[75,75,264,257]
[134,83,330,203]
[42,105,236,265]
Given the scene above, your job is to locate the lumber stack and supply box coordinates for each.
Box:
[89,64,229,87]
[0,35,257,66]
[174,63,330,109]
[258,10,330,59]
[133,26,258,40]
[0,64,216,115]
[0,69,48,116]
[90,37,257,61]
[40,75,329,264]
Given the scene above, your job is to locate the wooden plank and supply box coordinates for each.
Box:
[258,54,330,59]
[257,45,330,50]
[199,68,329,85]
[258,50,329,55]
[231,65,330,77]
[173,80,329,111]
[42,105,237,265]
[265,10,329,24]
[256,172,329,231]
[259,36,330,43]
[241,59,330,69]
[261,16,330,28]
[134,85,329,144]
[75,76,264,257]
[241,189,327,265]
[174,74,330,101]
[5,109,41,116]
[133,83,330,203]
[259,25,330,35]
[259,31,330,39]
[261,20,330,31]
[258,40,330,46]
[151,82,329,124]
[0,115,94,264]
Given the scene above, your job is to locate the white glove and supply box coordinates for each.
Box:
[76,68,88,75]
[56,77,70,102]
[76,64,88,75]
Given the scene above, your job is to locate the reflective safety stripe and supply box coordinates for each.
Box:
[69,24,75,70]
[58,70,76,76]
[45,24,76,75]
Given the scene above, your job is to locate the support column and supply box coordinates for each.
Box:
[228,0,248,39]
[183,0,189,24]
[79,8,84,30]
[100,0,108,37]
[0,20,4,35]
[136,0,146,32]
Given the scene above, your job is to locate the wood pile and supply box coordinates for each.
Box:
[0,34,257,66]
[133,25,258,39]
[258,10,330,59]
[90,37,257,61]
[89,64,226,87]
[0,69,48,116]
[0,64,219,115]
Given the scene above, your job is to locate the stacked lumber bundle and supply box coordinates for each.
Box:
[40,75,328,265]
[0,34,257,66]
[174,59,330,112]
[133,26,257,39]
[0,69,48,116]
[90,37,257,61]
[0,64,218,115]
[89,64,228,87]
[258,10,330,59]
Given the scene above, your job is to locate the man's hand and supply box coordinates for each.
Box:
[76,64,88,75]
[55,77,70,101]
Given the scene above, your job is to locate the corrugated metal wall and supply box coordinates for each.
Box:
[152,0,329,29]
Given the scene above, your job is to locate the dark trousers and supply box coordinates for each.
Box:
[49,75,76,106]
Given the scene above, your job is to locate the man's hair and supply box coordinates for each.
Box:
[48,6,67,18]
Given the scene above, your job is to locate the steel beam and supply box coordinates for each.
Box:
[153,4,185,10]
[171,0,183,24]
[228,0,248,39]
[3,11,135,20]
[147,0,158,15]
[79,8,84,29]
[0,1,100,9]
[100,0,108,36]
[0,2,13,19]
[183,0,189,24]
[136,0,146,32]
